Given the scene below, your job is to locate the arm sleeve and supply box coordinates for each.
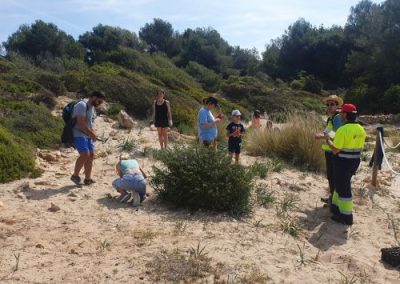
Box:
[332,115,343,131]
[241,125,245,133]
[333,128,345,149]
[74,102,87,117]
[199,110,208,127]
[226,124,230,131]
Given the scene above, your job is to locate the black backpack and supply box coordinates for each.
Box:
[61,101,88,147]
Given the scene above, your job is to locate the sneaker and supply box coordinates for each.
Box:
[331,215,353,226]
[70,175,81,185]
[83,178,96,186]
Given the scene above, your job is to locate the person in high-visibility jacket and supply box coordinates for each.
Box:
[326,104,366,225]
[315,95,343,205]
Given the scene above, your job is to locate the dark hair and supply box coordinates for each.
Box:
[157,89,165,96]
[346,113,357,122]
[90,91,106,99]
[205,96,218,106]
[254,110,261,118]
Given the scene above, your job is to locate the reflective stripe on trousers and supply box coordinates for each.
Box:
[332,157,360,224]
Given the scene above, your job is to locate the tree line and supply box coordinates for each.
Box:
[1,0,399,113]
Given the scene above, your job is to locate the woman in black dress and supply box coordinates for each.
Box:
[152,89,172,149]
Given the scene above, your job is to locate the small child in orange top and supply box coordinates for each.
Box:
[226,110,245,164]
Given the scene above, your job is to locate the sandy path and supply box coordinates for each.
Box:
[0,116,399,283]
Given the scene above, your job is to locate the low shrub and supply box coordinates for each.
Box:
[249,162,268,178]
[255,185,275,208]
[152,146,254,215]
[32,90,57,109]
[0,100,63,148]
[36,73,66,96]
[302,75,323,94]
[245,112,325,172]
[0,126,35,183]
[107,102,125,118]
[290,80,303,90]
[185,61,221,92]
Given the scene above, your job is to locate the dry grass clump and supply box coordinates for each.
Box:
[146,244,213,282]
[245,112,325,172]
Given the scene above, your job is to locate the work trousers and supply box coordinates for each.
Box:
[331,157,360,225]
[324,151,336,195]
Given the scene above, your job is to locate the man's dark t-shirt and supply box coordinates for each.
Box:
[226,122,245,144]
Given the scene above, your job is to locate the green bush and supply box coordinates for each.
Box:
[0,126,35,183]
[186,61,221,92]
[107,102,125,118]
[32,90,57,109]
[0,100,63,148]
[383,85,400,114]
[61,71,87,92]
[302,75,323,94]
[152,146,254,215]
[249,162,268,178]
[36,73,66,96]
[290,80,303,90]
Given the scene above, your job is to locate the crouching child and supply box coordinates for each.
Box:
[113,156,147,206]
[226,110,245,164]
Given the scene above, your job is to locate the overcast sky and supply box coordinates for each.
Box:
[0,0,384,52]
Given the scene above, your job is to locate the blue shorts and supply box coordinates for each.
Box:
[74,137,95,153]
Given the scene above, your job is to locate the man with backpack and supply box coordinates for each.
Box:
[69,91,106,186]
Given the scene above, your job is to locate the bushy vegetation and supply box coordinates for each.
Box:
[2,0,398,182]
[0,100,63,148]
[0,126,35,183]
[221,75,324,113]
[152,146,254,215]
[262,0,400,114]
[245,112,325,172]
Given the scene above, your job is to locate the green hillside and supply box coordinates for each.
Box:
[5,0,400,181]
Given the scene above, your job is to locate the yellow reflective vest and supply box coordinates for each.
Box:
[322,115,339,151]
[333,122,366,159]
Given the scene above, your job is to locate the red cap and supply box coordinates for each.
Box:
[340,104,357,113]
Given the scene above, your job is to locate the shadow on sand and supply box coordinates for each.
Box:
[300,206,349,251]
[96,193,248,224]
[23,185,81,200]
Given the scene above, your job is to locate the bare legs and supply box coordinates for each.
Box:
[229,153,240,164]
[157,127,169,149]
[73,152,94,179]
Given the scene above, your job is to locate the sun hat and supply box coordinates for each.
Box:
[322,95,343,106]
[232,109,241,116]
[340,104,357,113]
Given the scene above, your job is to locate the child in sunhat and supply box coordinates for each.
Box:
[226,110,245,164]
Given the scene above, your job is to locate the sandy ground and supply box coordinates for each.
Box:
[1,112,400,283]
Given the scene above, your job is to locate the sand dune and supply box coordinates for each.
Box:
[1,113,399,283]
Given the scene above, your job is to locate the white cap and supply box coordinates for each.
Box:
[232,109,241,116]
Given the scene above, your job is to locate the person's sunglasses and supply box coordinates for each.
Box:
[326,103,337,107]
